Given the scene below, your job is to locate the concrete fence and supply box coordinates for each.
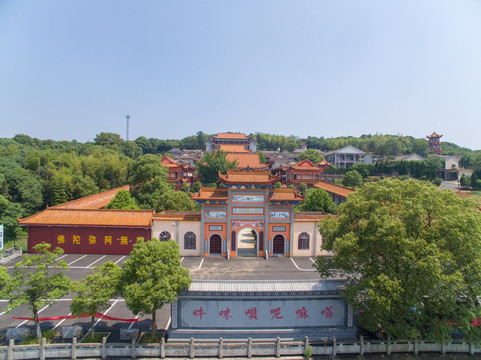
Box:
[1,336,480,359]
[0,247,22,264]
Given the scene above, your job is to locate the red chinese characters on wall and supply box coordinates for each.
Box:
[245,307,257,320]
[270,307,283,320]
[321,306,333,319]
[193,307,206,320]
[296,306,309,319]
[219,307,232,320]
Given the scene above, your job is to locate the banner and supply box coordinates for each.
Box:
[0,224,3,251]
[12,312,138,323]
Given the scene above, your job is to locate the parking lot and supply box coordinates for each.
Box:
[1,254,326,343]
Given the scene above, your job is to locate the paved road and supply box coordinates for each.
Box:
[440,180,459,190]
[1,254,326,344]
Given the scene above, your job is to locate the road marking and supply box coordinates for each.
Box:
[191,258,204,271]
[54,312,71,329]
[87,255,106,268]
[114,256,125,265]
[128,314,140,329]
[16,305,49,327]
[290,258,316,272]
[309,257,315,263]
[68,255,87,266]
[55,254,68,261]
[94,300,118,327]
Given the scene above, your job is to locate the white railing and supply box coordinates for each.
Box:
[0,247,22,264]
[0,336,479,360]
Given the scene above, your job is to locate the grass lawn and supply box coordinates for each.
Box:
[80,332,110,343]
[21,330,58,345]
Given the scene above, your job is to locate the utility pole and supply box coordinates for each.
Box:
[126,114,131,141]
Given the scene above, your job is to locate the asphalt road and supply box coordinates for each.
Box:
[1,254,326,344]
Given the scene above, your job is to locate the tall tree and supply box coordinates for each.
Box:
[196,150,238,186]
[297,149,324,164]
[6,243,71,340]
[315,179,481,342]
[298,188,336,214]
[105,189,137,210]
[159,190,196,211]
[342,170,363,189]
[120,239,191,337]
[70,261,121,339]
[129,155,170,210]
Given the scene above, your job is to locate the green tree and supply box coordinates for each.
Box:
[299,183,308,197]
[0,195,24,240]
[129,155,170,210]
[315,179,481,342]
[342,170,363,189]
[159,190,196,211]
[299,188,336,214]
[258,151,267,164]
[297,149,324,164]
[119,239,191,337]
[196,150,238,186]
[94,132,123,146]
[460,174,469,188]
[6,243,71,340]
[0,266,11,298]
[105,189,137,209]
[70,261,121,339]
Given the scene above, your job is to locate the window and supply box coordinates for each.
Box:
[298,232,310,250]
[159,231,171,242]
[184,232,196,249]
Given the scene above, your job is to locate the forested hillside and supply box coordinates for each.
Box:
[0,131,478,242]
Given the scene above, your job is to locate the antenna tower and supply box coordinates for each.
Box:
[125,114,131,141]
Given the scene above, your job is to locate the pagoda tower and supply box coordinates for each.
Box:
[426,131,443,155]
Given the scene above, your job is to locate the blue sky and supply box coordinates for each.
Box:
[1,1,480,150]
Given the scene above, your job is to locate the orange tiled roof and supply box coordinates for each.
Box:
[191,187,228,201]
[427,132,443,138]
[226,153,263,168]
[161,156,183,168]
[51,186,130,210]
[18,208,153,227]
[294,212,330,222]
[269,189,304,202]
[153,211,201,221]
[313,181,355,198]
[289,159,329,171]
[215,133,248,139]
[219,170,280,185]
[220,145,250,153]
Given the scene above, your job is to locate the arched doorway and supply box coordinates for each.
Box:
[273,234,285,255]
[209,234,222,255]
[237,227,257,257]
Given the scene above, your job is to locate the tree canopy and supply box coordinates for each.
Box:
[297,149,324,164]
[105,189,137,210]
[6,243,71,339]
[119,239,191,336]
[298,188,336,214]
[196,150,238,186]
[70,261,121,338]
[342,170,363,189]
[315,179,481,342]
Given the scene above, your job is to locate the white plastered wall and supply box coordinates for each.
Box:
[151,220,201,256]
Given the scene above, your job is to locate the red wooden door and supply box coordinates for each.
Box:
[210,234,222,254]
[273,235,284,254]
